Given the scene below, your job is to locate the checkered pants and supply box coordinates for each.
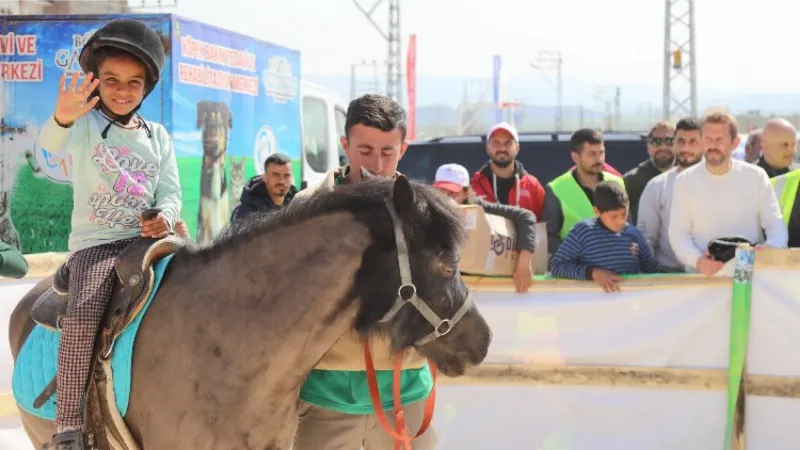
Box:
[56,238,134,431]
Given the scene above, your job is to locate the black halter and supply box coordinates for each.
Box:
[380,198,473,347]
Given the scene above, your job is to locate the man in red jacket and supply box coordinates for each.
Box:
[470,122,546,219]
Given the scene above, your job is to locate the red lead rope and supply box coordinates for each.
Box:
[364,342,437,450]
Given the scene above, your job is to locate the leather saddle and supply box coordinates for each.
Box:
[27,209,185,434]
[30,209,184,344]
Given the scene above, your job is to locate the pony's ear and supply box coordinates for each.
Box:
[392,175,416,216]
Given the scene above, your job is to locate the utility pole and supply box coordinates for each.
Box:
[353,0,403,104]
[457,80,492,135]
[530,51,563,132]
[663,0,697,120]
[350,60,382,100]
[594,86,620,131]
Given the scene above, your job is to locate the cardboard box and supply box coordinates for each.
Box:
[457,205,550,277]
[458,205,519,276]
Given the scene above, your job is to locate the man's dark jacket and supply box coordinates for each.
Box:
[230,176,297,221]
[623,159,664,226]
[757,157,791,179]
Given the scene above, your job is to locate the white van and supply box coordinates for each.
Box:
[300,81,349,189]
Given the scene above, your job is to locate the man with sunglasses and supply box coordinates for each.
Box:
[757,118,797,178]
[623,121,677,225]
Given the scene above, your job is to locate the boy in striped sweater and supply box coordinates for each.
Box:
[550,181,660,292]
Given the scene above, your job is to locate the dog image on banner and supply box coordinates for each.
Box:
[196,100,232,243]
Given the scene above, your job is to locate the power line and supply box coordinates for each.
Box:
[352,0,403,104]
[530,50,563,132]
[350,60,382,100]
[456,80,493,135]
[594,86,622,131]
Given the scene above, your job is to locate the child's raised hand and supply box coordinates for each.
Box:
[54,72,101,127]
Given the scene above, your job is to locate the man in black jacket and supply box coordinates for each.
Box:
[231,153,297,221]
[434,163,536,292]
[623,120,676,225]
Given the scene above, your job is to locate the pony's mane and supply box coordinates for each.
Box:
[178,177,466,260]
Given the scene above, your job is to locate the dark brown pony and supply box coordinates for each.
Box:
[9,175,492,449]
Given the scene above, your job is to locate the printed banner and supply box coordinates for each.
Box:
[171,16,301,243]
[0,17,168,253]
[0,15,302,252]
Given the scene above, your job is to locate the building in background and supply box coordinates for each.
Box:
[0,1,129,15]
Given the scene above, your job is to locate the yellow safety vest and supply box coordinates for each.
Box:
[548,171,625,239]
[770,169,800,225]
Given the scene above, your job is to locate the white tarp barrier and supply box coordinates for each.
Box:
[428,286,733,450]
[749,269,800,376]
[475,284,731,368]
[2,250,800,449]
[431,252,800,450]
[434,386,729,449]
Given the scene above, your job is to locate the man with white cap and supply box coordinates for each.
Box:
[470,122,546,220]
[434,163,536,292]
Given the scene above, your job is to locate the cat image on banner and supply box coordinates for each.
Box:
[229,156,246,211]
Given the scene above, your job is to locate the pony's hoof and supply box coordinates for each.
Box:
[41,430,86,450]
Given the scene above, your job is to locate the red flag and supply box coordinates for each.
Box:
[406,34,417,141]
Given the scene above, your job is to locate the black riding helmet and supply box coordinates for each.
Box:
[78,19,165,137]
[707,236,753,263]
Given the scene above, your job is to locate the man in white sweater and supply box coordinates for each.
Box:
[669,111,788,276]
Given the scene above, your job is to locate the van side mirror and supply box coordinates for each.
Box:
[300,180,308,190]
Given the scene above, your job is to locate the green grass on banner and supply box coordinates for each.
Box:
[7,157,301,253]
[9,165,73,254]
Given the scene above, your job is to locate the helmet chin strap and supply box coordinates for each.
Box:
[97,97,151,139]
[90,85,156,139]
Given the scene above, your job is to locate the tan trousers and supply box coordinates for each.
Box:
[293,400,438,450]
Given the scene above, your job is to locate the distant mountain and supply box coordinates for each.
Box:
[413,104,607,126]
[303,73,655,110]
[304,73,800,115]
[701,93,800,115]
[303,73,800,137]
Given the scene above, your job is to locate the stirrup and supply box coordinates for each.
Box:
[41,430,86,450]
